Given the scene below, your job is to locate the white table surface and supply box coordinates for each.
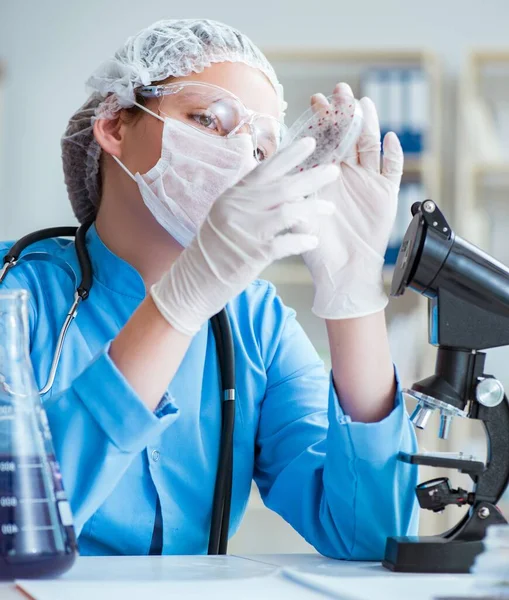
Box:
[0,553,485,600]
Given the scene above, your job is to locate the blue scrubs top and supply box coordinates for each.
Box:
[0,226,418,558]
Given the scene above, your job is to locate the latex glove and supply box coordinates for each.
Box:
[151,137,340,335]
[302,82,404,319]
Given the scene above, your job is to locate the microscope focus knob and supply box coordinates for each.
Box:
[476,378,505,408]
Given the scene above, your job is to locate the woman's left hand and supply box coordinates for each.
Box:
[302,82,404,320]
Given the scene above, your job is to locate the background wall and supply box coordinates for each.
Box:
[2,0,509,554]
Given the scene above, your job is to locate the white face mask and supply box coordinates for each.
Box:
[113,109,257,247]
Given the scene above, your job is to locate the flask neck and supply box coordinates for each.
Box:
[0,290,31,364]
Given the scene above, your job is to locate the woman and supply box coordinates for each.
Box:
[3,19,418,557]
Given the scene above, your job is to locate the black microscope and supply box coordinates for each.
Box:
[382,200,509,573]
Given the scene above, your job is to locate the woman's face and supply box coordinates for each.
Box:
[116,61,281,177]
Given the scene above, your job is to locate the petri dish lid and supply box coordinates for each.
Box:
[282,95,363,173]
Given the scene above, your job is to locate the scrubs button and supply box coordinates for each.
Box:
[151,450,160,462]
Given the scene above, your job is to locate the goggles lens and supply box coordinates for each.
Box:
[139,83,282,162]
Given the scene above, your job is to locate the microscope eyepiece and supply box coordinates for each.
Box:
[391,201,509,330]
[391,200,452,299]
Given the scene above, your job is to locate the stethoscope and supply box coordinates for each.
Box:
[0,224,235,555]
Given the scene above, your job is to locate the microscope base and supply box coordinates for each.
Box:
[383,501,507,573]
[383,535,483,573]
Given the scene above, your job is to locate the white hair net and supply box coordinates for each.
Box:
[61,18,285,224]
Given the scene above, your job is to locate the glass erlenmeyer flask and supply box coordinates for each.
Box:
[0,290,77,579]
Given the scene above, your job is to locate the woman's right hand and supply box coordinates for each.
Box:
[150,137,339,336]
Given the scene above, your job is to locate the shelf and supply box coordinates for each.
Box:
[471,50,509,64]
[403,158,423,173]
[472,161,509,176]
[457,50,509,234]
[261,261,395,286]
[403,155,441,177]
[265,49,436,64]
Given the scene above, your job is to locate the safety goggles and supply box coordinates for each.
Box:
[138,81,284,163]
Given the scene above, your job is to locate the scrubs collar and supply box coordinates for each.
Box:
[85,224,146,299]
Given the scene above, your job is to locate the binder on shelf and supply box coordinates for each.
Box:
[387,69,405,148]
[408,68,428,154]
[362,69,390,140]
[361,67,429,156]
[385,182,424,266]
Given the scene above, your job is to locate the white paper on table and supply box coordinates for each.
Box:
[281,569,480,600]
[16,555,308,600]
[16,574,325,600]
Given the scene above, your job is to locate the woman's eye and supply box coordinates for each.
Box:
[255,147,267,162]
[192,112,219,132]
